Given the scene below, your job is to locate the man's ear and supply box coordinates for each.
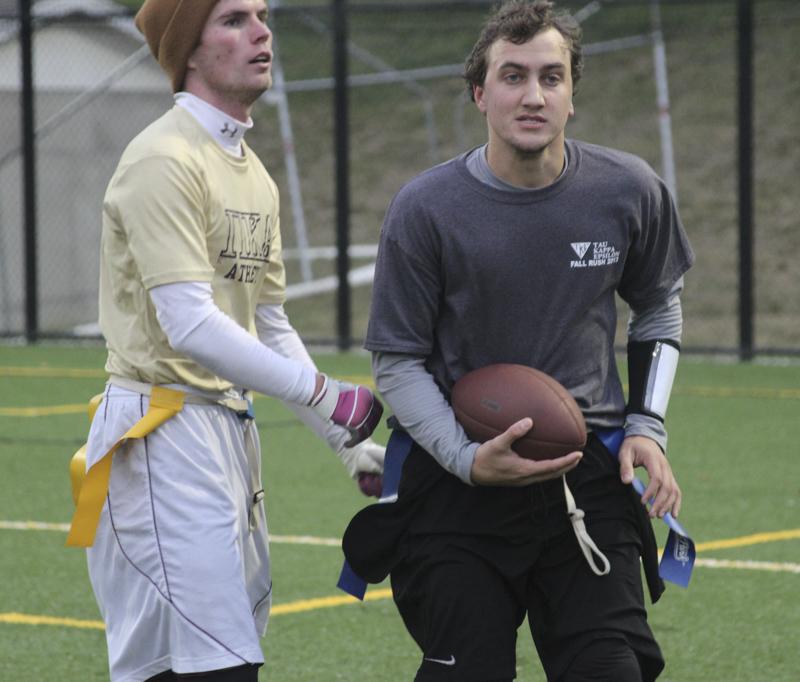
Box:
[186,44,201,72]
[569,99,575,117]
[474,84,487,114]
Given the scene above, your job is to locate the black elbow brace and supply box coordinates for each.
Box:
[626,339,681,422]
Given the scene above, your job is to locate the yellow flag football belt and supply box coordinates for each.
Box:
[66,386,185,548]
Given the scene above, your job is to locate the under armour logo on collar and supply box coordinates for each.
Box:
[220,122,239,138]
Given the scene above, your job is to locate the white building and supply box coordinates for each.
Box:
[0,0,171,335]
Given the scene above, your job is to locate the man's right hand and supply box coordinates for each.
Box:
[470,418,582,486]
[310,374,383,447]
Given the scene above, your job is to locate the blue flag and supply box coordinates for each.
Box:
[595,427,695,588]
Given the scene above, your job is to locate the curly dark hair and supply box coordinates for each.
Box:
[464,0,583,101]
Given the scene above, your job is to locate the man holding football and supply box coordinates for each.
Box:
[348,1,694,680]
[68,1,383,680]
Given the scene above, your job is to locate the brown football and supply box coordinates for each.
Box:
[451,364,587,460]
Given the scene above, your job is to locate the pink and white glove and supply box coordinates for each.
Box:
[310,375,383,447]
[337,439,385,498]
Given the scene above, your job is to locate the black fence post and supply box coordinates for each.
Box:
[20,0,38,343]
[332,0,351,351]
[737,0,754,361]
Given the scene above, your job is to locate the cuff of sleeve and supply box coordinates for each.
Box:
[455,441,481,486]
[624,413,668,453]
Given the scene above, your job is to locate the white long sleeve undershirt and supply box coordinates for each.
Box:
[149,281,367,458]
[253,303,353,453]
[148,281,316,404]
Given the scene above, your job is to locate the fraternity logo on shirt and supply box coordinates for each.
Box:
[220,209,272,283]
[570,241,620,269]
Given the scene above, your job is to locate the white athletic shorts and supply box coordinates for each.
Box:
[86,383,271,682]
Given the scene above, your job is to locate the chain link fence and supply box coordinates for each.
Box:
[1,0,798,355]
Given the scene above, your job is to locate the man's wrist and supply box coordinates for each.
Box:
[624,413,668,453]
[309,373,326,406]
[461,441,481,486]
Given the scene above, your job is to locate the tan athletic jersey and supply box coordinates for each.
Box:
[100,106,285,391]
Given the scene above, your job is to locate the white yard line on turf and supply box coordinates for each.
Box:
[5,520,800,562]
[0,520,341,545]
[694,558,800,574]
[2,522,800,632]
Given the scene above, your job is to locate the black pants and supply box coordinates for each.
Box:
[388,434,665,681]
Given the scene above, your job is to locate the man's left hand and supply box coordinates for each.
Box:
[338,439,385,497]
[618,435,681,519]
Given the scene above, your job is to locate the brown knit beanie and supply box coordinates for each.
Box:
[135,0,220,93]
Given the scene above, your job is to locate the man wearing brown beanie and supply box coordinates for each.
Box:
[72,1,387,680]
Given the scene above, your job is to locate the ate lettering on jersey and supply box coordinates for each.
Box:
[219,209,272,283]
